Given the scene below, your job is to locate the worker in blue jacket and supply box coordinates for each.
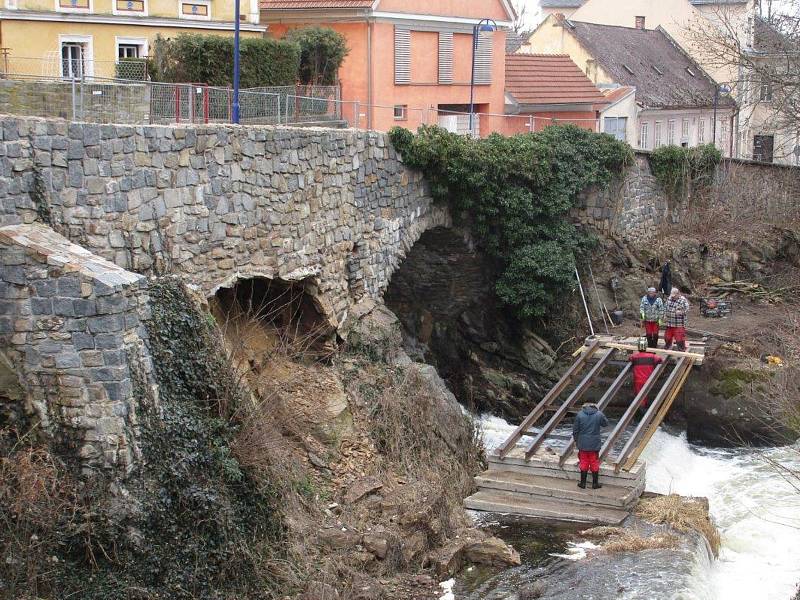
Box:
[573,402,609,490]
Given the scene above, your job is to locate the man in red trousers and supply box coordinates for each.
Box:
[630,337,663,408]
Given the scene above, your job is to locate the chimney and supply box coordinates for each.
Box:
[635,16,646,29]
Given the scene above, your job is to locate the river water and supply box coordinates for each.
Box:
[471,415,800,600]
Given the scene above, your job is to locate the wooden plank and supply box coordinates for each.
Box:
[622,359,693,471]
[601,342,704,363]
[463,490,631,525]
[495,341,600,460]
[524,349,613,459]
[599,360,668,461]
[611,358,691,471]
[558,362,632,467]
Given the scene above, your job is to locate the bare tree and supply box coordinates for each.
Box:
[684,1,800,163]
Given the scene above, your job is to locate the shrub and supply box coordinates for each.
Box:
[149,33,300,87]
[389,125,631,319]
[285,27,348,85]
[649,143,721,198]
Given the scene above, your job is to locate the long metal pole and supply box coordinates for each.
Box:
[575,267,595,337]
[232,0,241,124]
[588,263,609,334]
[468,24,478,136]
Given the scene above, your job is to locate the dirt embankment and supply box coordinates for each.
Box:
[218,297,524,600]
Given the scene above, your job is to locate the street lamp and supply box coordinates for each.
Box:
[711,83,731,147]
[232,0,241,124]
[469,18,497,137]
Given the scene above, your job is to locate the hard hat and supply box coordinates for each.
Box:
[637,337,648,351]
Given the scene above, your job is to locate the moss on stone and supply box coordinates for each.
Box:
[711,368,768,399]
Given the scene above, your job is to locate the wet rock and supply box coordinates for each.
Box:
[464,536,522,568]
[519,581,547,600]
[344,477,383,504]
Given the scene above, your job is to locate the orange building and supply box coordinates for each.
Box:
[502,53,609,136]
[261,0,516,135]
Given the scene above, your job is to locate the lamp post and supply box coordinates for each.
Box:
[711,83,731,147]
[468,18,497,137]
[232,0,241,124]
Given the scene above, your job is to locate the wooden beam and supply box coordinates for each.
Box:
[599,360,668,460]
[524,349,613,460]
[600,342,704,362]
[622,359,693,471]
[612,357,691,471]
[558,362,632,467]
[495,341,600,460]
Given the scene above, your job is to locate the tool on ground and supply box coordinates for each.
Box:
[700,298,732,318]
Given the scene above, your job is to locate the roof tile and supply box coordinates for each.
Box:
[505,53,609,106]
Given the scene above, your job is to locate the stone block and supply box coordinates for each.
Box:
[87,315,125,334]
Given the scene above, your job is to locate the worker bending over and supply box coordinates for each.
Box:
[630,337,663,408]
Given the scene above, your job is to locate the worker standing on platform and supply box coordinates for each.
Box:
[573,402,609,490]
[630,337,663,408]
[639,287,665,348]
[664,287,690,352]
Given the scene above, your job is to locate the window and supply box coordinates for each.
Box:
[473,30,494,84]
[57,0,90,11]
[180,0,210,19]
[720,120,729,144]
[114,0,146,14]
[654,121,662,147]
[60,36,92,78]
[681,118,689,140]
[667,119,676,145]
[5,0,18,9]
[698,119,705,143]
[393,105,407,121]
[394,27,411,84]
[639,122,649,149]
[118,44,140,59]
[438,32,453,84]
[604,116,627,141]
[635,15,645,29]
[760,78,773,102]
[753,134,774,162]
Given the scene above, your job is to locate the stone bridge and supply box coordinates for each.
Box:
[0,115,449,473]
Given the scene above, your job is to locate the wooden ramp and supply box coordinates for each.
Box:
[465,335,703,523]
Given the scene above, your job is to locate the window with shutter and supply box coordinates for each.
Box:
[438,31,453,84]
[473,31,493,85]
[394,27,411,85]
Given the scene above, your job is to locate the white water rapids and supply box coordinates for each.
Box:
[479,415,800,600]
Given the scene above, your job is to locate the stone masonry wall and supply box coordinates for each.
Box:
[0,223,155,474]
[574,152,800,242]
[0,115,449,326]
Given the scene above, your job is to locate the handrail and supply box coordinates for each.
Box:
[558,362,632,467]
[524,348,613,459]
[495,340,600,460]
[612,357,690,470]
[599,360,668,460]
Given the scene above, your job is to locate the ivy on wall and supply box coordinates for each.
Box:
[389,125,631,319]
[648,144,721,199]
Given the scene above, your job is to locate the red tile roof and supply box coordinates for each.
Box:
[603,85,635,104]
[505,54,608,106]
[260,0,373,8]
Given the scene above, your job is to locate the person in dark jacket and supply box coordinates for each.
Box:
[572,402,609,489]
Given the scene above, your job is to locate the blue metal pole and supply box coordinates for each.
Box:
[468,23,478,135]
[232,0,241,123]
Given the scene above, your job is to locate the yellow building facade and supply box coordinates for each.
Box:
[0,0,265,78]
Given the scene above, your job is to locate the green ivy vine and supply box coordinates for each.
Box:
[648,144,721,199]
[389,125,632,319]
